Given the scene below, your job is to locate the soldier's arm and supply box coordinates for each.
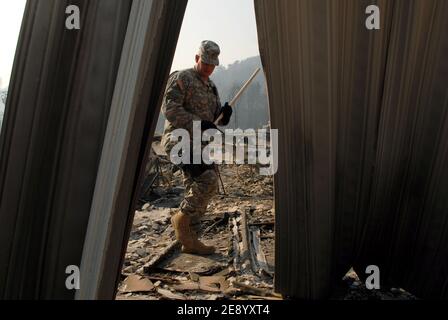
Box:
[214,97,223,124]
[162,73,200,132]
[214,91,234,127]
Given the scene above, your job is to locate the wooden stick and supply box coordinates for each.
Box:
[232,281,270,297]
[251,228,274,277]
[231,218,241,271]
[143,240,180,273]
[214,68,261,125]
[240,210,252,272]
[200,212,228,236]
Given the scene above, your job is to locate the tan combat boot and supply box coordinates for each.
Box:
[171,211,215,255]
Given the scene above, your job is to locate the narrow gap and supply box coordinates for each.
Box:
[115,0,277,301]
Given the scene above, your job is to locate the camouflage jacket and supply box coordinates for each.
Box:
[161,68,224,155]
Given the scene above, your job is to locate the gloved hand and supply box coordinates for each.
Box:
[201,120,218,132]
[219,102,233,126]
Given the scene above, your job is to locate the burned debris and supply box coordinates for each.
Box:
[117,140,416,301]
[117,138,278,300]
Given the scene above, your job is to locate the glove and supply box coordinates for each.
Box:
[219,103,233,126]
[201,120,218,132]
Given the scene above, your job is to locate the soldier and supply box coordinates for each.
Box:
[161,40,233,255]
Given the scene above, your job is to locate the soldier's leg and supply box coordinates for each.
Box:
[180,168,219,232]
[171,168,219,255]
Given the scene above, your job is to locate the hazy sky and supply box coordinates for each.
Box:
[0,0,259,89]
[171,0,260,72]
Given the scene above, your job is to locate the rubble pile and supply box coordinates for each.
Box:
[116,146,416,300]
[117,163,279,300]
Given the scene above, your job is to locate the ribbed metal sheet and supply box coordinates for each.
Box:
[78,0,188,299]
[0,0,133,299]
[354,0,448,298]
[255,0,448,299]
[0,0,187,300]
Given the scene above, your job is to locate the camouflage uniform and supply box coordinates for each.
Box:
[161,41,224,229]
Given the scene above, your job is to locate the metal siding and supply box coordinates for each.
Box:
[255,0,448,299]
[0,0,132,299]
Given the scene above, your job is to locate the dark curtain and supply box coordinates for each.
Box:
[255,0,448,299]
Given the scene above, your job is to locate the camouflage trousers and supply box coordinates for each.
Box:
[180,168,219,232]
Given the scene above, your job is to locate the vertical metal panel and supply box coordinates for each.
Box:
[0,0,132,299]
[255,0,448,299]
[77,0,188,300]
[354,0,448,298]
[255,0,392,299]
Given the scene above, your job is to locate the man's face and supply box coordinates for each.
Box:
[195,55,216,78]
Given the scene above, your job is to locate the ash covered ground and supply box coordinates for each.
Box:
[116,146,416,300]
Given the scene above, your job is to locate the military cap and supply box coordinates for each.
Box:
[198,40,220,66]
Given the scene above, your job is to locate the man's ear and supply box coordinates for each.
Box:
[195,55,200,63]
